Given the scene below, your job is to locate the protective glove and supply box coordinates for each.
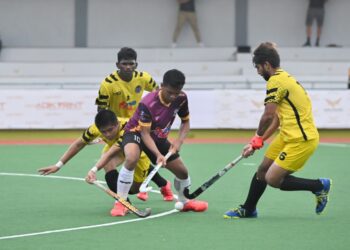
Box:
[250,134,264,150]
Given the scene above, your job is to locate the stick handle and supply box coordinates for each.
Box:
[139,151,172,192]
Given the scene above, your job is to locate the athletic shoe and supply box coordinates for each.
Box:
[110,202,128,217]
[314,178,332,214]
[160,181,174,201]
[303,41,311,47]
[181,200,208,212]
[137,192,149,201]
[223,205,258,219]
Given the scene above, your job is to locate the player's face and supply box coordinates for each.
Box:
[255,63,271,81]
[116,59,137,81]
[99,123,119,140]
[160,85,182,104]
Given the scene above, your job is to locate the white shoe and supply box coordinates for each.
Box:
[197,42,204,48]
[171,43,177,48]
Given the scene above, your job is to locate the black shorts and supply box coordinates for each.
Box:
[306,8,324,26]
[121,132,179,164]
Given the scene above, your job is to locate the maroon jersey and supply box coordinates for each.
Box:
[125,89,189,142]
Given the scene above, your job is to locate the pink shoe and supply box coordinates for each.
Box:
[110,202,129,217]
[137,192,149,201]
[160,181,174,201]
[182,200,208,212]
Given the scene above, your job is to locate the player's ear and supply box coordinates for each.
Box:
[135,62,138,69]
[116,62,120,69]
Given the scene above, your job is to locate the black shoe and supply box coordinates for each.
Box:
[303,41,311,47]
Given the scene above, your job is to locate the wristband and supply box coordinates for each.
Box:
[55,160,64,169]
[90,166,98,173]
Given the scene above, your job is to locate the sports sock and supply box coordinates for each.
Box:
[105,169,119,193]
[117,166,134,199]
[280,175,323,193]
[242,173,267,212]
[148,165,167,187]
[174,177,191,203]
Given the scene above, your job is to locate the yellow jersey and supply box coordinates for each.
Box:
[95,70,157,118]
[264,69,319,142]
[81,117,129,147]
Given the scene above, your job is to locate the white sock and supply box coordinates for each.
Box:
[174,177,191,203]
[117,166,134,199]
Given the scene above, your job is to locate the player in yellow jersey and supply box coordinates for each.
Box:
[95,47,174,208]
[224,42,331,219]
[38,110,150,215]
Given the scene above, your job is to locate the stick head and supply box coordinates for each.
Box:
[138,208,152,218]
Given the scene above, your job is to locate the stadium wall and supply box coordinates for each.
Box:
[0,0,349,48]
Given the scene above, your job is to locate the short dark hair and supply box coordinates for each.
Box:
[95,109,118,129]
[117,47,137,62]
[252,42,280,68]
[162,69,186,89]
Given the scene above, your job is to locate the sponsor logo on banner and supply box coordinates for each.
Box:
[33,102,83,110]
[325,98,342,111]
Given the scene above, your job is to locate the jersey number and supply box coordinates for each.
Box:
[279,152,287,161]
[134,135,141,143]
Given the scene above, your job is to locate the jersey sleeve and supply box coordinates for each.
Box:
[138,103,152,127]
[142,71,158,92]
[264,78,287,105]
[95,82,110,110]
[81,125,100,144]
[177,94,190,121]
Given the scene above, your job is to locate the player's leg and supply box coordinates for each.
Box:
[224,134,284,219]
[269,138,331,214]
[223,157,271,219]
[111,132,141,216]
[102,147,124,193]
[166,157,208,212]
[136,153,174,201]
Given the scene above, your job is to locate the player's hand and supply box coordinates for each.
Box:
[249,135,264,150]
[38,166,60,176]
[156,154,167,167]
[85,171,97,184]
[170,139,182,154]
[242,144,255,158]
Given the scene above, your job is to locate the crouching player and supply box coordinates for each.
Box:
[38,110,171,216]
[86,69,208,216]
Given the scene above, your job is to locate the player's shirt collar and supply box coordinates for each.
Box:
[158,90,171,107]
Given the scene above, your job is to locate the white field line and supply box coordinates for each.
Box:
[0,172,178,240]
[319,142,349,147]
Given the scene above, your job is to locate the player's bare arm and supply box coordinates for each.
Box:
[171,119,190,153]
[243,103,278,157]
[256,103,278,136]
[262,113,280,141]
[38,138,86,175]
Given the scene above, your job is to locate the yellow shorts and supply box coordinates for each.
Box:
[102,144,150,183]
[265,133,319,172]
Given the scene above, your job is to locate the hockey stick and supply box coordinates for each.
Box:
[139,151,172,192]
[183,155,244,199]
[93,181,151,218]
